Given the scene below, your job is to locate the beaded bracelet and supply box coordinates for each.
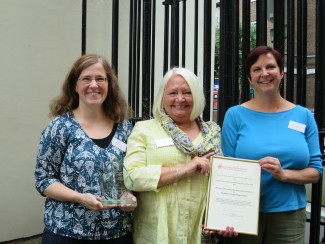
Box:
[170,167,179,185]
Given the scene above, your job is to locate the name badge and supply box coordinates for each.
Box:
[155,138,174,148]
[288,120,306,133]
[112,137,127,152]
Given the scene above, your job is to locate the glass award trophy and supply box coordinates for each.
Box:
[99,159,136,206]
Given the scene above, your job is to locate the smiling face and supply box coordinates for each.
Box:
[75,62,108,110]
[162,75,193,124]
[249,53,284,97]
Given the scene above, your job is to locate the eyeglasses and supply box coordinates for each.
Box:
[78,76,107,84]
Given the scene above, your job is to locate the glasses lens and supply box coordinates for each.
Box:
[79,77,107,84]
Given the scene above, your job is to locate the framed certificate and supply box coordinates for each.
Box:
[204,156,261,235]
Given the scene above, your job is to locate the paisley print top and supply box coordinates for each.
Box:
[35,112,133,240]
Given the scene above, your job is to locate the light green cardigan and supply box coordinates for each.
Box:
[124,118,221,244]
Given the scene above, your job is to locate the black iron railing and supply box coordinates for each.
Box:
[80,1,325,243]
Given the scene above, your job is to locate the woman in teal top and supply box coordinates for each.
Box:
[221,46,323,244]
[123,67,234,244]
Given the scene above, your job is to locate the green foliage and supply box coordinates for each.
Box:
[214,24,257,80]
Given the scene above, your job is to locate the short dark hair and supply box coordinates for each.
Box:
[245,46,284,79]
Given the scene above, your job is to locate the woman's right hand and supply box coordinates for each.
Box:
[77,193,107,211]
[44,182,117,211]
[186,152,215,176]
[202,225,238,238]
[158,152,215,187]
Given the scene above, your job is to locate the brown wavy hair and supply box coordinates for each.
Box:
[49,54,129,123]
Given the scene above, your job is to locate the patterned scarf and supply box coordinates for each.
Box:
[158,112,221,157]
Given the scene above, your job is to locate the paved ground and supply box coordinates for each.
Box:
[1,235,41,244]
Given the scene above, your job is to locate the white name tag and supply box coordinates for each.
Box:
[288,120,306,133]
[112,137,127,152]
[155,138,174,148]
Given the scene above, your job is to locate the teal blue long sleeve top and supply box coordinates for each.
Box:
[221,105,323,213]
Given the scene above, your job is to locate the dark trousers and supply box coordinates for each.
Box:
[41,228,133,244]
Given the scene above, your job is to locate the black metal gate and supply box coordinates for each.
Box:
[81,1,325,243]
[218,1,325,244]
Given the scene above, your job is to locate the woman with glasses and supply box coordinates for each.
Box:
[123,67,236,244]
[35,54,136,243]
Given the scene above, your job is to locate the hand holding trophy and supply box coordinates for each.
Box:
[99,157,137,207]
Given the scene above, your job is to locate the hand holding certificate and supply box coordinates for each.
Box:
[204,156,261,235]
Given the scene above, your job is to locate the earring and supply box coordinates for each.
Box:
[249,88,254,95]
[249,87,254,99]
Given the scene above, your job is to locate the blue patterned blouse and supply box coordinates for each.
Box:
[35,112,133,240]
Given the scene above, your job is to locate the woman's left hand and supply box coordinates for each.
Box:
[187,152,215,176]
[259,156,320,184]
[259,156,284,180]
[118,192,137,212]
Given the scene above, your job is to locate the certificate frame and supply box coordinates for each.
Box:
[204,156,261,235]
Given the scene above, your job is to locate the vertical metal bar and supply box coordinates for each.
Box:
[296,0,307,106]
[273,0,285,55]
[128,0,133,114]
[256,0,267,46]
[136,0,142,116]
[218,0,228,125]
[232,0,239,105]
[286,0,295,103]
[311,0,325,243]
[163,1,170,74]
[181,0,186,67]
[128,0,138,116]
[273,0,285,96]
[241,0,251,103]
[217,0,239,125]
[111,0,119,74]
[170,0,179,67]
[81,0,87,55]
[194,0,198,74]
[202,0,212,121]
[150,0,156,115]
[315,0,325,129]
[142,0,152,119]
[310,179,323,244]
